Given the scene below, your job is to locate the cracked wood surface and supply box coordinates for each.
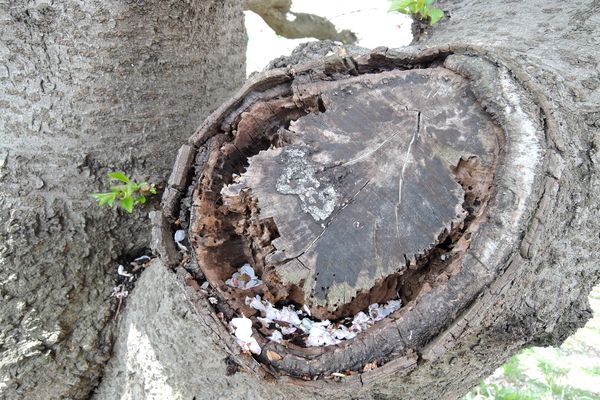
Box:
[226,68,498,316]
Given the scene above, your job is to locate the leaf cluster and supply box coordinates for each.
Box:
[91,172,157,213]
[390,0,444,25]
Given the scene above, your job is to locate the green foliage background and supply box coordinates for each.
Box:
[463,286,600,400]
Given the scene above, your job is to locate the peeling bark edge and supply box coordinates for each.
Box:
[159,45,557,383]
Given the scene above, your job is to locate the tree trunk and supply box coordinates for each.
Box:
[3,0,599,399]
[0,1,245,399]
[96,0,600,399]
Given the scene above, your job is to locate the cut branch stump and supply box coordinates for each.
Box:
[157,45,552,385]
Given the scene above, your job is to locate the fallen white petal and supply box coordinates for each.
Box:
[115,290,128,299]
[245,278,262,289]
[225,277,236,287]
[248,338,262,354]
[234,293,402,349]
[246,295,266,313]
[332,325,356,340]
[231,316,261,354]
[236,337,262,355]
[300,318,313,333]
[174,229,186,242]
[117,264,133,278]
[231,317,253,335]
[225,265,263,290]
[264,304,279,322]
[239,263,256,278]
[257,317,273,326]
[133,255,151,263]
[306,325,340,347]
[111,285,129,299]
[276,307,302,326]
[350,312,370,332]
[386,299,402,311]
[268,330,283,343]
[281,326,297,335]
[313,320,331,328]
[368,303,381,320]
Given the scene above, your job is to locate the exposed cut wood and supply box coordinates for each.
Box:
[191,67,498,321]
[231,69,497,319]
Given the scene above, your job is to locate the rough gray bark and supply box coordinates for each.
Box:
[96,0,600,399]
[0,1,246,399]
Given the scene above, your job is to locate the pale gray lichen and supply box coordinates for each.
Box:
[276,147,337,221]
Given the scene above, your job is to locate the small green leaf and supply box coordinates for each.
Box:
[390,0,414,13]
[107,171,130,183]
[389,0,443,22]
[130,182,142,192]
[91,192,117,206]
[110,184,126,193]
[120,196,134,213]
[91,192,106,202]
[120,183,135,199]
[92,171,157,213]
[428,7,443,24]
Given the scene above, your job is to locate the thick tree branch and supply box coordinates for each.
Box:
[245,0,357,44]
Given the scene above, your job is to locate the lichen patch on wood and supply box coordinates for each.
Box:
[274,147,338,222]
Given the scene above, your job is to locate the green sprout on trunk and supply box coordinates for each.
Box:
[390,0,444,25]
[91,172,157,213]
